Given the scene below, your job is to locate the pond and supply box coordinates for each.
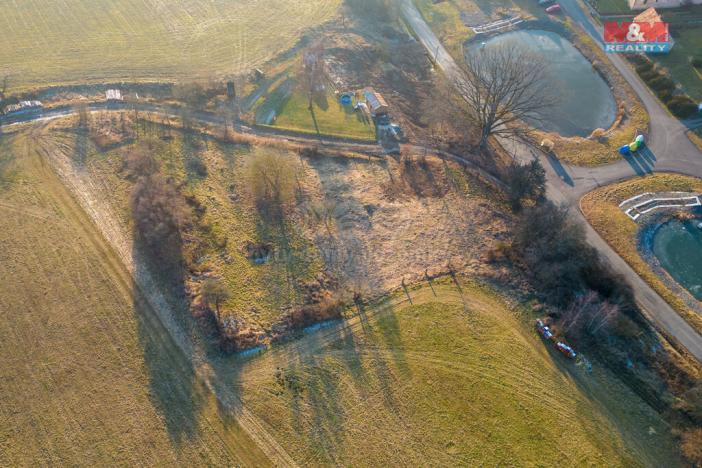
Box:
[467,29,617,137]
[652,218,702,300]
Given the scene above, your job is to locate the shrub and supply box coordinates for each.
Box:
[656,88,673,103]
[638,69,659,82]
[299,146,322,159]
[186,156,208,179]
[691,57,702,69]
[556,290,620,341]
[629,54,651,67]
[218,318,265,353]
[512,202,635,309]
[635,61,654,73]
[667,95,698,118]
[248,149,297,219]
[290,293,344,328]
[648,75,675,93]
[680,428,702,466]
[130,161,187,273]
[504,160,546,211]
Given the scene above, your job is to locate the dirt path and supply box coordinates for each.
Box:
[36,129,298,468]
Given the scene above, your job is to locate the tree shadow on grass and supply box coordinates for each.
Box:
[182,129,209,184]
[72,126,90,168]
[132,229,205,443]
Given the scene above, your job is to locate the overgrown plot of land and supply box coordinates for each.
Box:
[0,132,265,466]
[0,0,340,90]
[39,117,508,345]
[236,282,679,466]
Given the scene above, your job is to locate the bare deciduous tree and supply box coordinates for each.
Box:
[454,43,557,149]
[201,278,231,321]
[249,150,296,218]
[301,43,326,111]
[559,290,619,337]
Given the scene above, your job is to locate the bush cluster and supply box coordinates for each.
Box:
[630,55,699,118]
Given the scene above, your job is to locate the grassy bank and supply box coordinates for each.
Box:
[581,173,702,334]
[235,280,680,466]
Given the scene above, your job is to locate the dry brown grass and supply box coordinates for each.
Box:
[0,0,341,92]
[581,173,702,334]
[33,116,510,345]
[0,131,267,466]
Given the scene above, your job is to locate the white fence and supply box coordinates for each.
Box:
[471,16,523,34]
[619,192,702,220]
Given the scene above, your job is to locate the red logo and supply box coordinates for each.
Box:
[604,22,669,43]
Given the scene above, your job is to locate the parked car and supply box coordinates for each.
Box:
[556,342,577,359]
[538,0,555,6]
[545,3,561,13]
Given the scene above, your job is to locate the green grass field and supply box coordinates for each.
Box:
[0,129,267,466]
[256,83,376,140]
[234,281,681,466]
[593,0,630,15]
[653,28,702,101]
[0,0,340,92]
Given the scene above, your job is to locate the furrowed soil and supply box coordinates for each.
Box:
[0,0,340,91]
[0,130,269,466]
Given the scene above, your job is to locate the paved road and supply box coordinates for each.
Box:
[400,0,702,362]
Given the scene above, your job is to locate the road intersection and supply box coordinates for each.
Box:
[400,0,702,361]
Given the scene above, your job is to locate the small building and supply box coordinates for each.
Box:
[628,0,701,10]
[362,88,389,116]
[632,8,675,49]
[105,89,123,101]
[3,100,43,115]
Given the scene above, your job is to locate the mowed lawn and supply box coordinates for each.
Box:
[0,0,340,91]
[235,281,680,466]
[652,27,702,101]
[274,91,376,140]
[256,83,376,140]
[0,130,267,466]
